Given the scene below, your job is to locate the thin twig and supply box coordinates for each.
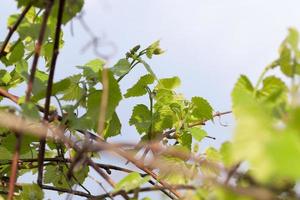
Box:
[163,111,232,139]
[0,5,31,58]
[87,159,130,200]
[0,87,18,103]
[8,2,54,189]
[25,0,54,101]
[38,0,65,186]
[7,133,21,200]
[224,163,241,185]
[41,184,93,198]
[114,148,182,199]
[91,185,196,199]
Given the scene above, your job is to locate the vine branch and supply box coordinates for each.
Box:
[38,0,66,186]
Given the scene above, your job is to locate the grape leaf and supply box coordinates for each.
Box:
[18,184,44,200]
[44,165,89,188]
[129,104,152,134]
[190,97,213,121]
[84,71,122,131]
[179,132,192,150]
[104,112,122,139]
[157,76,181,90]
[111,58,131,77]
[115,172,150,192]
[189,127,207,142]
[124,74,154,98]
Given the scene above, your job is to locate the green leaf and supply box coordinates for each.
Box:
[286,27,299,51]
[189,127,207,142]
[104,112,122,139]
[277,28,300,77]
[154,88,175,105]
[41,40,64,67]
[32,76,71,102]
[44,165,89,188]
[111,58,131,77]
[85,58,105,67]
[157,76,181,90]
[278,46,294,77]
[260,76,287,98]
[206,147,221,162]
[139,59,159,81]
[5,40,25,65]
[158,156,189,184]
[124,74,154,98]
[0,133,37,156]
[7,14,19,27]
[129,104,152,134]
[153,108,174,132]
[32,70,48,96]
[115,172,150,192]
[231,75,254,114]
[259,76,287,113]
[50,0,84,24]
[19,184,44,200]
[18,22,50,40]
[190,97,213,121]
[15,59,28,79]
[287,107,300,130]
[21,102,40,119]
[62,85,84,102]
[82,58,105,75]
[84,71,122,131]
[220,142,233,167]
[179,132,192,150]
[77,58,105,87]
[0,70,12,85]
[266,132,300,180]
[16,0,45,8]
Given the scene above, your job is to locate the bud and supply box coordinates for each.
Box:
[153,48,164,55]
[131,45,141,53]
[125,52,132,59]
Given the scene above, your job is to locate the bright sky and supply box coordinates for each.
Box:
[1,0,300,199]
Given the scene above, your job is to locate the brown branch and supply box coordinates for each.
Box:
[91,185,196,200]
[7,133,21,200]
[87,159,130,200]
[0,90,231,200]
[0,157,173,199]
[0,157,133,174]
[114,148,182,199]
[224,163,241,185]
[41,185,93,198]
[7,1,53,194]
[0,112,237,200]
[0,5,31,58]
[8,2,55,199]
[25,0,53,101]
[38,0,65,186]
[0,87,18,103]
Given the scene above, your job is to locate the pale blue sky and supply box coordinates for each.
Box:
[1,0,300,199]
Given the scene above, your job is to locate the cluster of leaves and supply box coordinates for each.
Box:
[0,1,215,199]
[1,1,300,200]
